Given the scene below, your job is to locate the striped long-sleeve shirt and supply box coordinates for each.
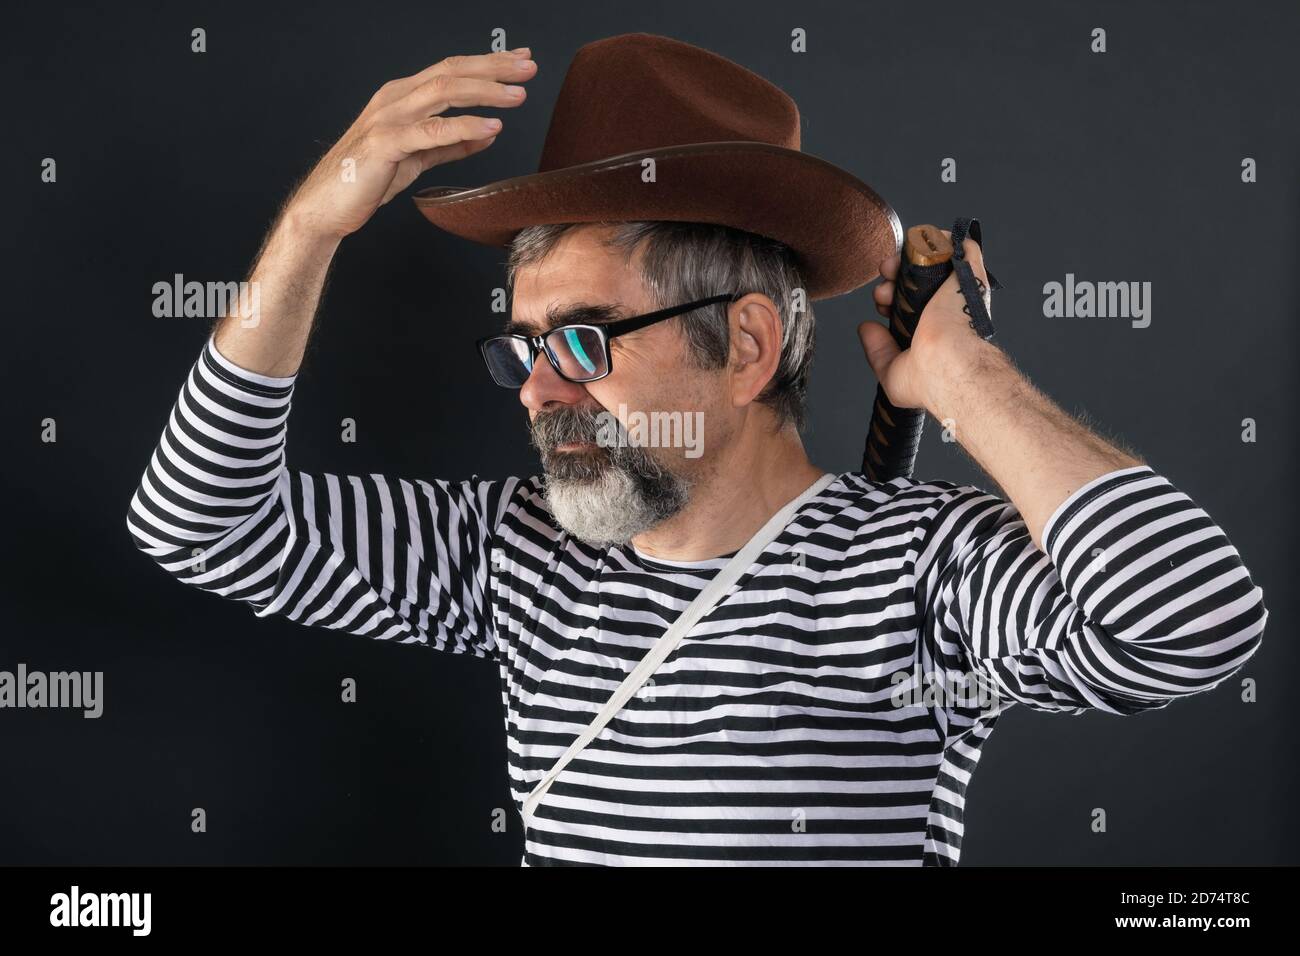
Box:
[126,332,1269,865]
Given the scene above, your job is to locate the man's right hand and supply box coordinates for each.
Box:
[285,47,537,241]
[211,47,536,377]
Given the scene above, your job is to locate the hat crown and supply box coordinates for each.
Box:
[538,33,801,172]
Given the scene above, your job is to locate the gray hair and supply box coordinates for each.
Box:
[505,221,815,432]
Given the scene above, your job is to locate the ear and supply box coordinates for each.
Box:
[727,293,784,410]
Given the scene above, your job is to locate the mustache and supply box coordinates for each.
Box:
[529,404,608,451]
[530,405,670,484]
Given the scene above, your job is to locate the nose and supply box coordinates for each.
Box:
[518,351,590,413]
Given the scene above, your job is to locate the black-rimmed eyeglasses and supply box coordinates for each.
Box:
[476,292,743,388]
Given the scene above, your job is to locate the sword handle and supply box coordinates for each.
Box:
[861,224,955,482]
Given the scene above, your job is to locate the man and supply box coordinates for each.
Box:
[127,34,1268,865]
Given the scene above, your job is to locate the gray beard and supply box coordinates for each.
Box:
[531,407,692,548]
[544,462,689,548]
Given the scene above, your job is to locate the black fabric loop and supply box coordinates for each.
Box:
[949,217,998,340]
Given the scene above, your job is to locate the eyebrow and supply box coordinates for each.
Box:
[503,301,631,337]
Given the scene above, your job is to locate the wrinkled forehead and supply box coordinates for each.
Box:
[502,300,632,338]
[508,226,652,335]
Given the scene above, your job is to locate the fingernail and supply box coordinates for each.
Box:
[504,84,525,97]
[510,47,531,55]
[484,118,502,131]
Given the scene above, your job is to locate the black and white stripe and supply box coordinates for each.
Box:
[127,333,1268,865]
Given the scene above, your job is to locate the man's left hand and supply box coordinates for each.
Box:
[857,231,997,415]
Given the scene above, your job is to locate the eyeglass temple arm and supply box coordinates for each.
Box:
[476,292,743,348]
[596,292,743,338]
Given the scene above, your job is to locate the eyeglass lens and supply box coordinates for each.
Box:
[484,326,608,387]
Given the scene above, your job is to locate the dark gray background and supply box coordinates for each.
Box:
[3,0,1295,864]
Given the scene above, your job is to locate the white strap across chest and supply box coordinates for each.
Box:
[521,472,837,829]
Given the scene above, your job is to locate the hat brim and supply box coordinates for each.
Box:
[412,141,901,301]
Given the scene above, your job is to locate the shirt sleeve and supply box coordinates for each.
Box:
[911,464,1268,717]
[125,331,522,661]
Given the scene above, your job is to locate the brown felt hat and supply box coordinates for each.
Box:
[412,32,902,301]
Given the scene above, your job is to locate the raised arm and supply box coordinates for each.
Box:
[863,233,1267,719]
[126,49,539,657]
[126,332,523,658]
[213,47,536,376]
[911,466,1267,717]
